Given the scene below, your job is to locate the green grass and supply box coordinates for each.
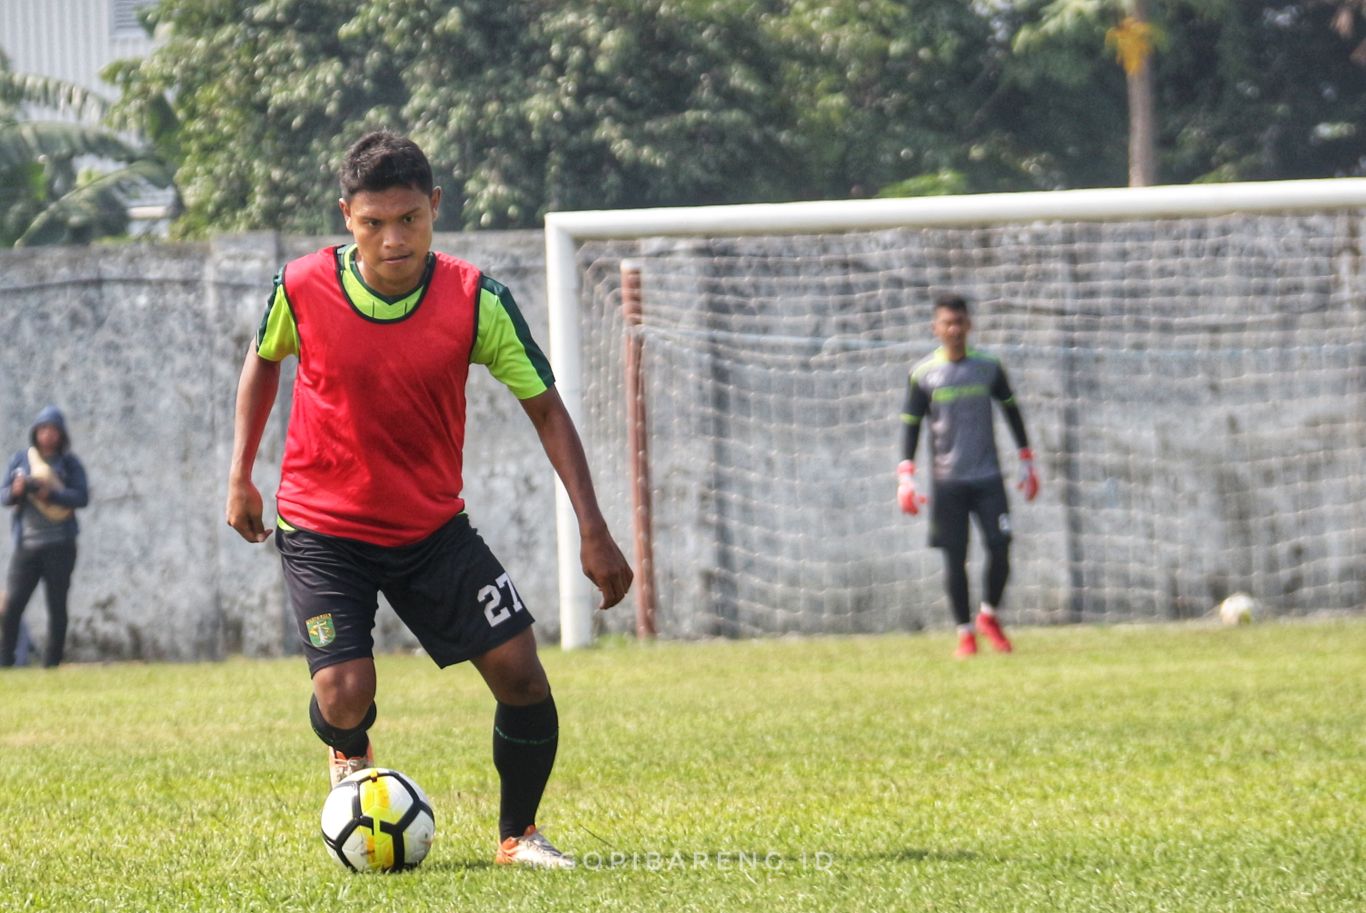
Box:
[1,618,1363,912]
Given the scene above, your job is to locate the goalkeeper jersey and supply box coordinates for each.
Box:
[255,243,553,546]
[901,346,1019,483]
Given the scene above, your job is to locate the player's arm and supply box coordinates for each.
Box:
[226,279,295,543]
[900,375,929,464]
[226,350,281,543]
[897,374,930,515]
[473,276,632,608]
[520,388,633,610]
[991,365,1038,501]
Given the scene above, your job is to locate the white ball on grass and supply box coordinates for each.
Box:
[320,767,435,872]
[1218,592,1259,626]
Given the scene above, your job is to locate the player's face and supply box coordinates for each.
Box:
[339,185,442,297]
[34,423,62,457]
[932,307,970,358]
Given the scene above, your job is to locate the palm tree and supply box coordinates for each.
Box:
[1015,0,1161,187]
[0,51,175,246]
[1104,0,1157,186]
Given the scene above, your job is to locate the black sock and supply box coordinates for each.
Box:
[493,694,559,841]
[309,694,375,758]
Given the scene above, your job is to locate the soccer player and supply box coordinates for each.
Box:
[897,294,1039,659]
[225,131,632,869]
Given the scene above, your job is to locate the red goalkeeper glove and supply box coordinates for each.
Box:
[1017,448,1040,502]
[897,460,926,515]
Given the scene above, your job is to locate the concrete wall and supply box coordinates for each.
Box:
[8,218,1360,662]
[0,230,557,662]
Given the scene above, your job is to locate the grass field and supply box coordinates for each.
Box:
[1,617,1362,913]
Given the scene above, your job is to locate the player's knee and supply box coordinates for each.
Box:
[499,668,550,706]
[313,663,377,728]
[310,692,376,744]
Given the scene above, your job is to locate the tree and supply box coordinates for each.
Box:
[395,0,798,227]
[114,0,797,232]
[1158,1,1366,183]
[109,0,1366,235]
[1014,0,1162,186]
[109,0,406,238]
[0,51,174,246]
[773,0,1010,198]
[1327,0,1366,63]
[1007,0,1366,186]
[118,0,1025,229]
[1106,1,1158,185]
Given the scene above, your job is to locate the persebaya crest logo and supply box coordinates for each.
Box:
[306,614,336,648]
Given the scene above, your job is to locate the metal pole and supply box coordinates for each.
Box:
[620,260,658,638]
[544,218,593,649]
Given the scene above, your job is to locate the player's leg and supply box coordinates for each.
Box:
[312,658,378,783]
[276,524,383,785]
[383,514,571,868]
[972,478,1014,653]
[942,544,976,658]
[0,549,42,667]
[471,628,562,841]
[38,541,76,668]
[984,541,1010,610]
[929,482,976,658]
[473,630,570,868]
[940,545,972,628]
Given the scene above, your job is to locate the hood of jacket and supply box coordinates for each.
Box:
[29,405,70,453]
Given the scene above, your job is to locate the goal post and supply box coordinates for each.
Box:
[545,179,1366,649]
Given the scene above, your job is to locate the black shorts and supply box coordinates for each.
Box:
[928,476,1012,552]
[276,513,535,675]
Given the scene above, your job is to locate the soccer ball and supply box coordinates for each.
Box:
[320,767,435,872]
[1218,592,1258,626]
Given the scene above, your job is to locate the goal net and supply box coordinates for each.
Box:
[545,182,1366,645]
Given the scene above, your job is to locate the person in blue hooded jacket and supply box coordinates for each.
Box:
[1,406,89,668]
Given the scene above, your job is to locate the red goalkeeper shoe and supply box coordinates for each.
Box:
[975,613,1013,653]
[955,631,978,659]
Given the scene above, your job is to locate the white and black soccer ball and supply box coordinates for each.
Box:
[321,767,435,872]
[1218,592,1259,626]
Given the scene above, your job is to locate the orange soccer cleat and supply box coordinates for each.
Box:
[327,741,375,788]
[496,826,576,869]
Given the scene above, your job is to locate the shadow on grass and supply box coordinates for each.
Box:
[851,847,986,865]
[415,858,496,873]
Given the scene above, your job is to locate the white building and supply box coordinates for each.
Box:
[0,0,158,93]
[0,0,170,234]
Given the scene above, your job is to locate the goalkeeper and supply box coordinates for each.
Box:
[897,294,1038,658]
[226,131,632,868]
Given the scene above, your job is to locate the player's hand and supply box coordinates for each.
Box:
[1017,448,1040,502]
[225,477,273,543]
[10,471,26,499]
[580,524,633,610]
[897,460,926,515]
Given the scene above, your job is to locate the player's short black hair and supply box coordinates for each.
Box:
[933,293,970,316]
[339,131,434,199]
